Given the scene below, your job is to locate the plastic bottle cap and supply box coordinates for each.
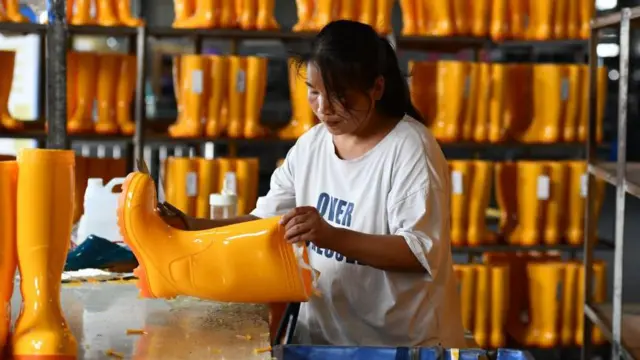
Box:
[87,178,104,187]
[210,193,237,207]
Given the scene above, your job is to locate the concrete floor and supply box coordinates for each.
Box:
[9,281,272,360]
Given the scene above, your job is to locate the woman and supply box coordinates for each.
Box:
[169,20,465,348]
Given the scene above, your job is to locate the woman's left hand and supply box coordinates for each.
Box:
[280,206,336,247]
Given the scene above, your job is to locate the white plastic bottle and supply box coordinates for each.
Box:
[209,172,238,219]
[77,177,126,246]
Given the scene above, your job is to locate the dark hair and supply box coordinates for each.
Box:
[292,20,424,123]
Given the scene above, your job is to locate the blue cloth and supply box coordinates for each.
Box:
[65,235,137,272]
[272,346,534,360]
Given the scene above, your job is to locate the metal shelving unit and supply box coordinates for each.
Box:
[583,7,640,360]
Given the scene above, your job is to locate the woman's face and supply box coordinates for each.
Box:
[306,63,383,135]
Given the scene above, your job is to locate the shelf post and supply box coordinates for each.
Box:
[133,26,148,167]
[46,0,69,149]
[611,8,631,360]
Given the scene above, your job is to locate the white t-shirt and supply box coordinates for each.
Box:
[251,116,465,348]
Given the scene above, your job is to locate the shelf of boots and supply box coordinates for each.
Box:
[593,6,640,29]
[67,25,139,37]
[588,162,640,199]
[584,303,640,359]
[0,21,46,34]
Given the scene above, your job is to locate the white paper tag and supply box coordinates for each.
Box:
[224,172,237,194]
[537,175,550,200]
[192,70,203,94]
[580,173,588,198]
[97,145,106,158]
[186,172,198,197]
[561,78,570,101]
[236,70,246,93]
[113,146,122,159]
[451,171,463,195]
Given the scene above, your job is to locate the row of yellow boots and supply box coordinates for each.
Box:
[400,0,594,40]
[466,253,608,348]
[163,156,260,217]
[409,61,608,144]
[0,0,27,22]
[171,0,278,30]
[0,150,78,358]
[66,0,144,27]
[168,55,317,140]
[292,0,393,34]
[0,51,23,132]
[450,160,605,247]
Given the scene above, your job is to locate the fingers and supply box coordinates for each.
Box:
[284,219,313,242]
[279,206,316,225]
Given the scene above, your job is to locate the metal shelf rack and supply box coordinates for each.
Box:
[583,7,640,360]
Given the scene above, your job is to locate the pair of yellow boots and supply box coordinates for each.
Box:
[67,0,143,26]
[118,171,316,303]
[293,0,394,34]
[163,156,259,218]
[66,51,138,135]
[478,253,606,348]
[399,0,594,40]
[0,51,24,132]
[171,0,278,30]
[0,149,78,359]
[0,0,26,22]
[409,61,607,144]
[494,161,606,247]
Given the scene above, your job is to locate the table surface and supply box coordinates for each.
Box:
[9,281,272,360]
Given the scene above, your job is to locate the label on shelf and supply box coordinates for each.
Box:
[186,172,198,197]
[537,175,550,200]
[97,145,106,158]
[581,173,588,198]
[192,70,203,94]
[451,170,463,195]
[236,70,246,93]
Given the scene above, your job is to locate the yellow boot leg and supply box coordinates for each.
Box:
[579,0,594,39]
[172,0,195,26]
[227,56,248,138]
[235,158,259,215]
[70,0,92,24]
[566,0,579,38]
[279,59,304,139]
[293,0,314,31]
[96,0,119,26]
[536,262,562,348]
[174,0,216,28]
[315,0,337,30]
[449,160,473,247]
[490,265,509,348]
[460,63,479,141]
[560,262,578,346]
[12,149,77,360]
[239,0,257,30]
[68,52,97,134]
[115,55,137,135]
[575,264,585,346]
[116,0,144,26]
[530,0,553,40]
[429,0,454,36]
[409,61,438,127]
[205,55,230,137]
[95,54,120,135]
[455,265,475,333]
[562,65,581,142]
[375,0,393,34]
[488,64,506,143]
[256,0,279,30]
[543,162,568,245]
[169,55,206,138]
[195,158,218,218]
[67,52,79,130]
[399,0,418,35]
[474,63,491,142]
[432,61,465,142]
[169,56,186,137]
[518,162,548,246]
[2,0,27,22]
[553,0,568,39]
[536,64,563,143]
[508,0,527,39]
[592,261,607,345]
[0,51,23,131]
[495,162,519,244]
[565,161,587,245]
[489,0,507,40]
[165,157,198,216]
[244,56,269,139]
[0,161,17,355]
[118,172,315,302]
[358,0,376,28]
[524,261,542,346]
[451,0,468,35]
[473,265,490,348]
[467,161,494,246]
[293,63,317,138]
[219,0,236,28]
[505,64,534,141]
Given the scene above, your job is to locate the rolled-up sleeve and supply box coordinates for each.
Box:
[250,145,297,218]
[387,186,448,280]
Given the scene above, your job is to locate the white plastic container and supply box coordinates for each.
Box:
[209,172,238,219]
[77,177,126,246]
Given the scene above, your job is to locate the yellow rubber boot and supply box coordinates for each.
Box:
[562,65,581,142]
[358,0,375,28]
[95,54,120,135]
[339,0,358,20]
[534,262,562,348]
[244,56,269,139]
[256,0,279,30]
[473,265,490,348]
[67,52,79,131]
[490,265,509,349]
[12,149,77,360]
[533,64,564,143]
[416,0,434,35]
[0,51,23,131]
[174,0,216,28]
[449,160,473,247]
[592,261,607,345]
[227,56,248,138]
[495,162,519,244]
[172,0,195,26]
[400,0,418,35]
[96,0,119,26]
[553,0,567,39]
[196,158,218,218]
[455,265,476,333]
[118,172,315,302]
[528,0,553,40]
[474,63,491,142]
[295,64,317,137]
[293,0,313,31]
[205,56,229,137]
[0,161,17,355]
[524,261,541,346]
[432,61,465,143]
[170,56,186,136]
[565,161,587,245]
[70,0,91,24]
[115,55,137,135]
[467,161,494,246]
[68,52,97,134]
[375,0,394,34]
[508,0,528,40]
[427,0,454,36]
[518,162,548,246]
[239,0,257,30]
[278,59,301,140]
[218,0,236,28]
[169,55,206,138]
[461,63,479,141]
[409,61,438,127]
[566,0,579,38]
[490,0,507,40]
[116,0,144,26]
[560,262,578,346]
[2,0,27,22]
[543,162,567,245]
[235,158,259,215]
[505,64,534,142]
[451,0,468,35]
[165,157,198,217]
[579,0,594,39]
[487,64,506,143]
[575,264,585,346]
